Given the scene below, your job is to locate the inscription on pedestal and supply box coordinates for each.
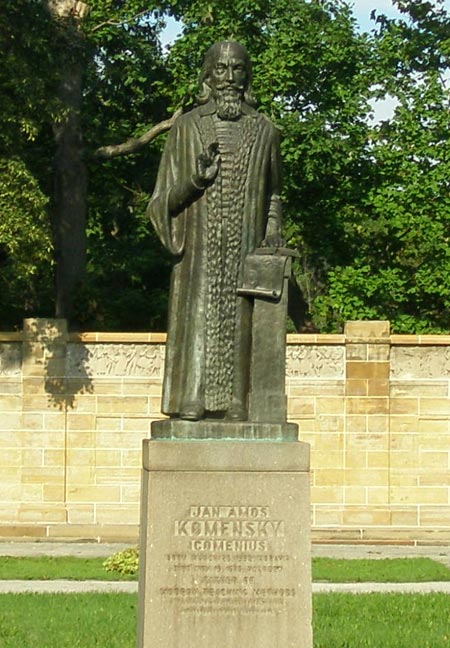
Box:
[160,503,294,616]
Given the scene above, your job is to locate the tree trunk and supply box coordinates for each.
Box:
[47,0,89,325]
[52,59,87,323]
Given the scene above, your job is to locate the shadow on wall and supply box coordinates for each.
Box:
[22,318,93,410]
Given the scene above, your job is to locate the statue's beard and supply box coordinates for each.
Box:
[213,86,243,120]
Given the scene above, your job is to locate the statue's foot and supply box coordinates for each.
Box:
[225,401,248,422]
[180,402,205,421]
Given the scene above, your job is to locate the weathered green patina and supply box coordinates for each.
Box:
[147,41,285,424]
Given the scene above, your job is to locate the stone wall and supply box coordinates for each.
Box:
[1,318,449,544]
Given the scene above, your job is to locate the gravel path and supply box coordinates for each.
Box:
[311,544,450,568]
[0,580,137,594]
[1,580,450,595]
[0,542,129,559]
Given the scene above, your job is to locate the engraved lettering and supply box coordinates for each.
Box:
[174,521,189,536]
[174,519,284,539]
[189,505,269,519]
[191,539,268,552]
[165,504,295,617]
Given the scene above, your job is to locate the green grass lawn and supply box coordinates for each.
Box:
[0,556,135,581]
[0,593,136,647]
[0,593,449,648]
[1,555,449,582]
[313,593,450,648]
[312,557,450,583]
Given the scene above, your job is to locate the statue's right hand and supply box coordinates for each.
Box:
[194,142,220,188]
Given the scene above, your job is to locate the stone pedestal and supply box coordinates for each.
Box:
[137,438,312,648]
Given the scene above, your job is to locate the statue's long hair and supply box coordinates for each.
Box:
[197,41,256,107]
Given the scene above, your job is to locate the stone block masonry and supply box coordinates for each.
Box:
[1,318,450,544]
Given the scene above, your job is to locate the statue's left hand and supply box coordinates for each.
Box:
[262,219,285,248]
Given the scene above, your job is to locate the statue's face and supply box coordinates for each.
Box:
[206,43,248,96]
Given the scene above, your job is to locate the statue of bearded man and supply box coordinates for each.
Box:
[147,41,284,422]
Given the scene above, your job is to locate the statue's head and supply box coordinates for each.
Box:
[197,41,256,117]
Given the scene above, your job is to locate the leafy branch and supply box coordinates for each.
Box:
[90,8,152,34]
[94,107,183,159]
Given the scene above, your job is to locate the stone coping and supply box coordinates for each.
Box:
[390,334,450,345]
[70,332,167,343]
[1,331,450,345]
[0,332,22,341]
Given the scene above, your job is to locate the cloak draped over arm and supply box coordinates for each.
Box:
[146,117,204,257]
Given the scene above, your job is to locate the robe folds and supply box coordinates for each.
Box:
[147,100,282,416]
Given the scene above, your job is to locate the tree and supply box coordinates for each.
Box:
[0,158,53,326]
[4,0,450,333]
[47,0,171,324]
[45,0,90,321]
[79,1,172,329]
[0,0,57,327]
[314,0,450,332]
[0,0,171,329]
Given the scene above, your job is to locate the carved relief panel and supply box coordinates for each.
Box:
[391,346,450,379]
[67,343,164,378]
[0,344,22,376]
[286,345,344,379]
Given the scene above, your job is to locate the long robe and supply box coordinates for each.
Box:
[147,100,282,416]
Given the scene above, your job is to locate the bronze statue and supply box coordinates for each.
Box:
[147,41,284,422]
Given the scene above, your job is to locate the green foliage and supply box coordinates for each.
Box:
[0,158,51,272]
[0,158,53,327]
[315,0,450,332]
[1,0,171,329]
[83,2,168,151]
[0,0,59,153]
[2,0,450,333]
[103,547,140,576]
[79,164,172,330]
[78,3,171,329]
[0,1,60,325]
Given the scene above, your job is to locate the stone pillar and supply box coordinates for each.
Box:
[20,318,68,525]
[249,257,292,422]
[344,321,391,524]
[138,439,312,648]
